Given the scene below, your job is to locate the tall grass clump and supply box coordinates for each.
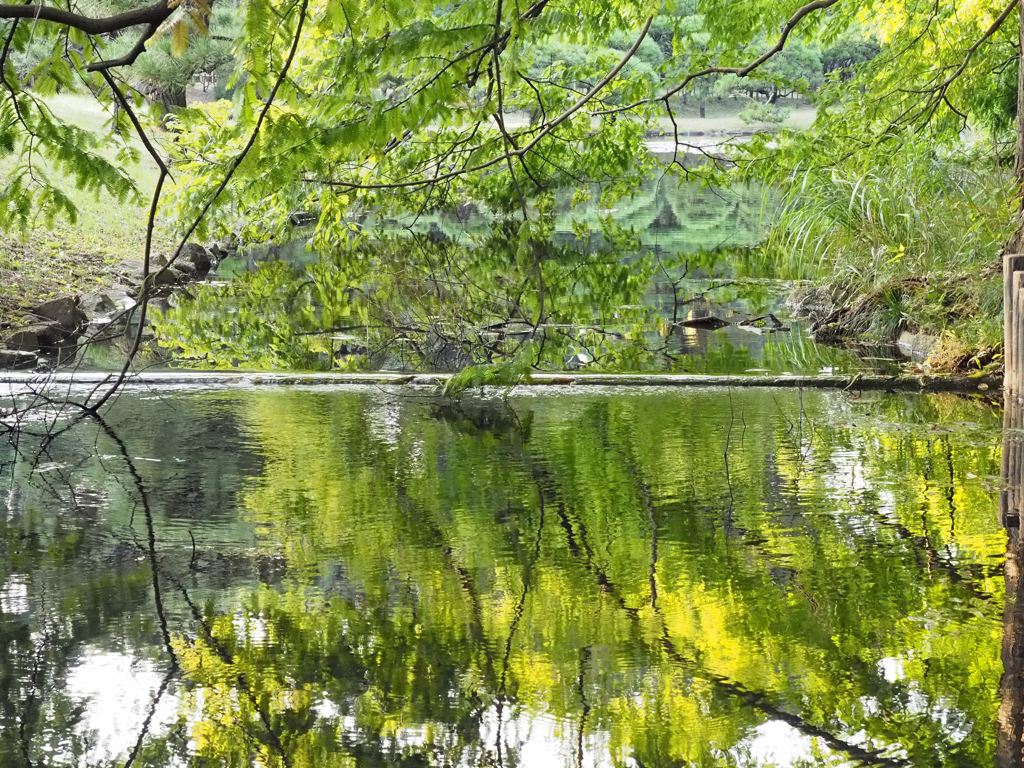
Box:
[766,139,1014,356]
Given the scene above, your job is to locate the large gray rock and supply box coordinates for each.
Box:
[106,286,137,309]
[32,296,86,330]
[0,349,37,369]
[80,291,116,318]
[150,268,179,289]
[126,297,171,326]
[120,257,178,296]
[898,331,939,361]
[121,254,169,278]
[171,260,198,281]
[208,235,238,262]
[180,242,213,274]
[4,321,64,351]
[80,288,136,325]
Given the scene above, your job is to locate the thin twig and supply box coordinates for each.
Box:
[88,0,310,411]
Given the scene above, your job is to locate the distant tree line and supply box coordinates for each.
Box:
[524,15,879,121]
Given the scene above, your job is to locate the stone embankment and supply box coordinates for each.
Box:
[0,242,224,370]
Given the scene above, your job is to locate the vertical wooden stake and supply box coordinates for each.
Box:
[1008,257,1024,399]
[1013,270,1024,399]
[1013,403,1023,524]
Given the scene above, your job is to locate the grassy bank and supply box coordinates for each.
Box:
[0,94,169,318]
[763,142,1011,374]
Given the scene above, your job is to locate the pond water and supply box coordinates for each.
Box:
[0,385,1015,767]
[219,157,768,265]
[158,173,907,377]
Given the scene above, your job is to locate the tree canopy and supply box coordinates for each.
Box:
[0,0,1021,388]
[0,0,1018,238]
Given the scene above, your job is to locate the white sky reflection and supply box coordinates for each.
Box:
[66,649,178,765]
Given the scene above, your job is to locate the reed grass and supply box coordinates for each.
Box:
[765,140,1013,356]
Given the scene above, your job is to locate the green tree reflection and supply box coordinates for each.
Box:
[0,390,1009,767]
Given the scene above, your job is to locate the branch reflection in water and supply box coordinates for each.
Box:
[0,386,1012,767]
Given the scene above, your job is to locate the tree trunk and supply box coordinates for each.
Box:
[699,102,705,118]
[158,86,187,111]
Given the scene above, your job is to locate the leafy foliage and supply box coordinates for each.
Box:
[154,227,667,373]
[0,0,1017,369]
[764,139,1010,346]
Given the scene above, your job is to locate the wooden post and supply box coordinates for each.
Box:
[998,520,1024,768]
[996,6,1024,761]
[1006,0,1024,402]
[1011,270,1019,399]
[1008,261,1024,401]
[1004,403,1024,528]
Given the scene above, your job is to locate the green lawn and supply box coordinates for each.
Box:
[0,93,171,315]
[652,106,817,134]
[651,96,817,133]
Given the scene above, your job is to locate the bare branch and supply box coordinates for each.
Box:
[87,21,160,71]
[86,0,311,411]
[99,70,169,175]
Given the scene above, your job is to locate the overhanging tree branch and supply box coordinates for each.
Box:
[87,0,310,413]
[312,15,655,192]
[307,0,833,194]
[890,0,1019,129]
[87,20,161,71]
[0,0,175,71]
[908,0,1017,96]
[0,0,171,36]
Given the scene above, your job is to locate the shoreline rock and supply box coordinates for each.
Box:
[0,241,215,370]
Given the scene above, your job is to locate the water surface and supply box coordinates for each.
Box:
[0,386,1012,766]
[179,174,903,377]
